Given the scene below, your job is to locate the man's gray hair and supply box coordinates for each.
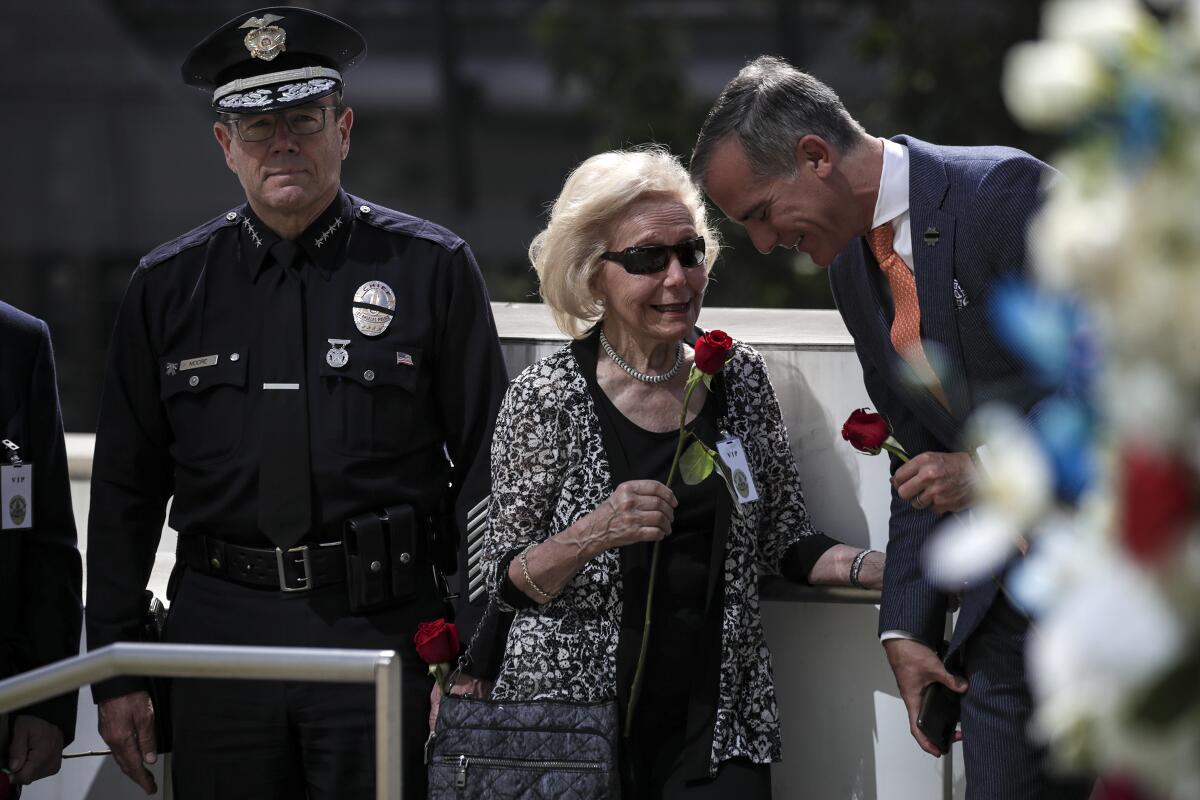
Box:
[690,56,866,187]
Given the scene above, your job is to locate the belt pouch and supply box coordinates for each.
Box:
[344,512,392,613]
[382,504,418,601]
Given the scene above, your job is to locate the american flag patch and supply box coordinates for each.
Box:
[396,351,414,367]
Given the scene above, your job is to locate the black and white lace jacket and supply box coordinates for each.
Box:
[483,339,827,775]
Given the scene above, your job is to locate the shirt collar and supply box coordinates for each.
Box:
[871,137,910,230]
[239,189,352,282]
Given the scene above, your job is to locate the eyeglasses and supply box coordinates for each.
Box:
[226,105,342,142]
[600,237,706,275]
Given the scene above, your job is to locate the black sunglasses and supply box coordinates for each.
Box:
[600,237,706,275]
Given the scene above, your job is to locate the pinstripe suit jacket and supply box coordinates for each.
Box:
[829,136,1053,655]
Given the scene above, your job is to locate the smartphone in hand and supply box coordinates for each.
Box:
[916,681,961,754]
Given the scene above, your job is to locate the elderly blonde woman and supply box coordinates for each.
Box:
[482,147,884,799]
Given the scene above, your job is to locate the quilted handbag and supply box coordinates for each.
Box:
[427,695,621,799]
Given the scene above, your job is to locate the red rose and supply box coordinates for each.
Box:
[694,329,733,374]
[1121,445,1195,561]
[842,408,890,454]
[413,618,460,665]
[1096,775,1153,800]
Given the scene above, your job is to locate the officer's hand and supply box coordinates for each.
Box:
[585,480,677,553]
[97,691,158,795]
[7,715,64,785]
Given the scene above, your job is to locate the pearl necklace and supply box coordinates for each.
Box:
[599,330,684,384]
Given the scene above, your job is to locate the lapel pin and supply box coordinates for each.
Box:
[924,226,940,247]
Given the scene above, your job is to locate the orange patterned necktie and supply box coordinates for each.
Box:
[867,223,950,410]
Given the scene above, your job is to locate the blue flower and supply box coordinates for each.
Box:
[989,279,1098,396]
[1115,84,1165,168]
[1030,396,1095,503]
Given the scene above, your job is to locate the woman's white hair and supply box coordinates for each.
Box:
[531,146,720,338]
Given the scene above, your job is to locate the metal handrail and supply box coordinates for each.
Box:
[0,642,403,800]
[759,577,882,605]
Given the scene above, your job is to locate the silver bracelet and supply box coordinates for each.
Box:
[849,548,879,589]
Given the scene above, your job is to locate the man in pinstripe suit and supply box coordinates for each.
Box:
[692,57,1092,799]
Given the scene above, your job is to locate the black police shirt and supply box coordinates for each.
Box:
[86,189,508,657]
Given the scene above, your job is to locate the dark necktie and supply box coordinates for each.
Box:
[257,239,313,548]
[867,223,950,410]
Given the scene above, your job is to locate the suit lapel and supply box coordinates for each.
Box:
[904,137,970,421]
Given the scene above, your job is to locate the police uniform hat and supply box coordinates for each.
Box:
[181,6,366,113]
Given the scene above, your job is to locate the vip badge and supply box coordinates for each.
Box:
[326,339,351,368]
[1,462,32,530]
[352,281,396,337]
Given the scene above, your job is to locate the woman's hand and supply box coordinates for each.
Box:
[510,480,676,604]
[579,480,678,554]
[428,672,495,733]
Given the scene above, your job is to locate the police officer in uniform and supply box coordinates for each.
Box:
[85,7,508,797]
[0,302,83,793]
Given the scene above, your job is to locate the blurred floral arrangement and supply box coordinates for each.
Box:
[928,0,1200,797]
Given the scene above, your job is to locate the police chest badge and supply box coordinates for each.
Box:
[352,281,396,337]
[326,339,351,368]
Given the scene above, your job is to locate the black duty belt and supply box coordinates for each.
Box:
[177,535,347,593]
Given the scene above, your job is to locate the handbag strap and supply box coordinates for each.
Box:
[449,595,500,683]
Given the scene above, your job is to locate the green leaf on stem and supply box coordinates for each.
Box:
[679,438,715,485]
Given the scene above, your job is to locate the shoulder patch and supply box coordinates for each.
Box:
[139,208,244,271]
[348,194,465,252]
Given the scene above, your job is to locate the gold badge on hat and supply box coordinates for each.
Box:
[352,281,397,337]
[240,14,287,61]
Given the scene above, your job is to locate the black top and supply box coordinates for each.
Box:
[592,380,720,721]
[0,302,83,742]
[86,189,509,701]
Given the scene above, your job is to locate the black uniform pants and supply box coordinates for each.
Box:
[165,566,442,799]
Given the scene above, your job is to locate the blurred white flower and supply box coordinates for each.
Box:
[1042,0,1149,52]
[970,406,1055,526]
[1003,40,1106,130]
[1030,558,1185,738]
[1029,163,1131,290]
[1007,511,1096,612]
[1102,363,1187,446]
[925,509,1022,588]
